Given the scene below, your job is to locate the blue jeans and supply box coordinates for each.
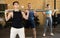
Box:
[44,17,52,33]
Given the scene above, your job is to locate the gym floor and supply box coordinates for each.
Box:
[0,25,60,38]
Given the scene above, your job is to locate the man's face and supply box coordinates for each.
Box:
[13,3,19,9]
[28,4,31,9]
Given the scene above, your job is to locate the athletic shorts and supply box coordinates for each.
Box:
[25,20,35,28]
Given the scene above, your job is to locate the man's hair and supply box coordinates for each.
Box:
[13,1,19,5]
[47,4,50,7]
[28,3,31,4]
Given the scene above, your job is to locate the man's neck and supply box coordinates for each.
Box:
[14,8,19,11]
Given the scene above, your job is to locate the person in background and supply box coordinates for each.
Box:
[25,3,37,38]
[42,4,57,37]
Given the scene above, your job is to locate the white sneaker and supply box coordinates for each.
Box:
[43,33,46,37]
[50,33,54,36]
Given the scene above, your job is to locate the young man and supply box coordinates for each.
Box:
[5,1,29,38]
[42,4,57,37]
[25,3,36,38]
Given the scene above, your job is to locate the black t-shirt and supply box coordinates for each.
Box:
[12,10,24,28]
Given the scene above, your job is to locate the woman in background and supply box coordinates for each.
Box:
[42,4,57,37]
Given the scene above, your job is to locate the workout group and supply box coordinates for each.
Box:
[5,1,58,38]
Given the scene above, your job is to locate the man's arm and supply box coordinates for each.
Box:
[34,11,38,17]
[42,11,46,16]
[5,10,13,21]
[22,10,29,20]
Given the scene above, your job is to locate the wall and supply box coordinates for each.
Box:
[56,0,60,14]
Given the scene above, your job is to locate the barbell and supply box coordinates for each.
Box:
[0,9,60,13]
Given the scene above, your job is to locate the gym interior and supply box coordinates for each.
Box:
[0,0,60,38]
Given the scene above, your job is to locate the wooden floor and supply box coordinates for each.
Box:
[0,25,60,38]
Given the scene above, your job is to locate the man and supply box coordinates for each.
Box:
[25,3,36,38]
[5,1,29,38]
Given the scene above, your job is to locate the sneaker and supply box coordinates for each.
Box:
[43,33,46,37]
[50,33,54,36]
